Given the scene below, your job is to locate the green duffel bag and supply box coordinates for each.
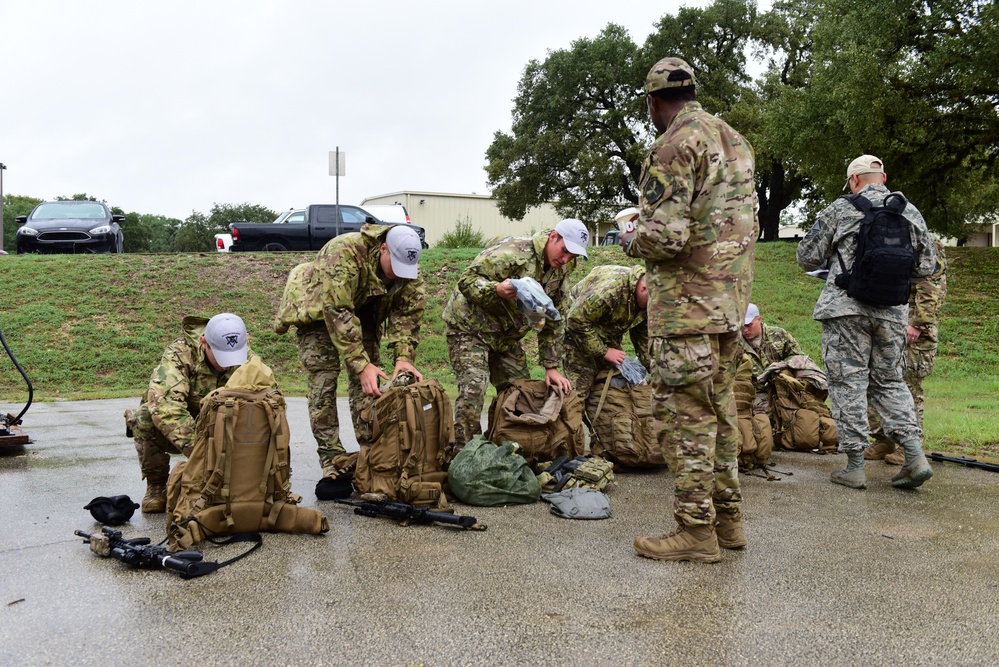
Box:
[447,436,541,507]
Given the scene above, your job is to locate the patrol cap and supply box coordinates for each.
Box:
[386,224,422,280]
[744,303,760,325]
[84,495,139,526]
[645,57,697,94]
[204,313,248,368]
[554,218,589,258]
[844,154,884,190]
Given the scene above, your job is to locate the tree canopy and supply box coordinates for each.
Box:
[486,0,999,240]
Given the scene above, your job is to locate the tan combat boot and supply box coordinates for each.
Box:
[634,524,721,563]
[864,440,895,461]
[883,448,905,465]
[715,511,747,549]
[141,479,168,513]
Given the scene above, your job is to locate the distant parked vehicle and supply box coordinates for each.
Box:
[214,233,232,252]
[229,204,426,252]
[16,201,124,254]
[359,204,411,226]
[600,230,620,246]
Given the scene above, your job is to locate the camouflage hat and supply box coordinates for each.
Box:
[645,57,697,94]
[84,495,139,525]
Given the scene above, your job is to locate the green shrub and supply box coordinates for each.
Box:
[437,216,485,248]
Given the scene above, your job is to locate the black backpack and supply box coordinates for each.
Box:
[834,192,915,306]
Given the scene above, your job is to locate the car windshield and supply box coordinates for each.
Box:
[32,202,106,220]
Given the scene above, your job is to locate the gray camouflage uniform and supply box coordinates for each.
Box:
[796,183,935,453]
[442,230,578,447]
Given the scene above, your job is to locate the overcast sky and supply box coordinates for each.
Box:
[1,0,725,221]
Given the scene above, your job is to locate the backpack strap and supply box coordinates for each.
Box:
[221,398,238,528]
[592,371,618,422]
[835,194,873,275]
[193,396,235,517]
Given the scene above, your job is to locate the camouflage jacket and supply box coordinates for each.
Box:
[740,323,805,383]
[796,184,935,325]
[564,265,649,369]
[909,237,947,348]
[274,224,426,376]
[140,316,256,454]
[625,101,758,336]
[442,230,577,368]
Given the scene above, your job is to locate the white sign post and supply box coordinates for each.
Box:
[329,148,346,209]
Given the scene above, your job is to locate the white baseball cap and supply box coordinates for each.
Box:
[744,303,760,325]
[554,219,589,258]
[386,225,422,279]
[204,313,248,368]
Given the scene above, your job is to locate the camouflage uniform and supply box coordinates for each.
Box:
[796,184,935,454]
[130,316,253,482]
[625,100,758,528]
[869,237,947,444]
[563,264,649,405]
[442,230,578,447]
[275,224,425,476]
[741,323,805,415]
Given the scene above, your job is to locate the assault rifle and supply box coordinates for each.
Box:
[927,453,999,474]
[334,498,485,530]
[75,527,218,579]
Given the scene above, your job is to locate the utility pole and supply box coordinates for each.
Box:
[328,148,346,234]
[0,163,7,253]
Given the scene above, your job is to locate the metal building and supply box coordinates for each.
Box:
[360,191,564,246]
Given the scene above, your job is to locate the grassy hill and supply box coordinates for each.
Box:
[1,243,997,457]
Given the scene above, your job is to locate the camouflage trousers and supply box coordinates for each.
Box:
[129,400,186,483]
[446,325,530,448]
[821,316,922,453]
[297,323,377,477]
[869,343,937,445]
[562,342,614,407]
[649,331,741,528]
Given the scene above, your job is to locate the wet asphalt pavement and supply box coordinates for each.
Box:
[1,397,998,667]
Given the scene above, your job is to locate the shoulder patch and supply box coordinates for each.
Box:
[642,174,674,208]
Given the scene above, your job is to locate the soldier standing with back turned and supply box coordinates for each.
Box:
[622,57,758,563]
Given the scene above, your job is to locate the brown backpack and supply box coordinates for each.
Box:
[585,371,665,468]
[768,370,838,453]
[734,355,775,471]
[486,379,585,469]
[354,377,453,506]
[166,358,328,550]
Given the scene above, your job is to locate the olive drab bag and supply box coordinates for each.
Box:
[485,379,585,469]
[166,358,328,550]
[354,376,453,506]
[584,370,665,468]
[733,355,774,471]
[768,369,838,454]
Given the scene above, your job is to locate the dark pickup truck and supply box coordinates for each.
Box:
[229,204,426,252]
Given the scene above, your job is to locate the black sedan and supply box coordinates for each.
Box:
[16,201,124,254]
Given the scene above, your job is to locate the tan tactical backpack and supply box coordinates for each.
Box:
[584,370,665,468]
[734,355,775,471]
[353,376,453,506]
[166,358,328,550]
[768,369,838,454]
[486,379,585,469]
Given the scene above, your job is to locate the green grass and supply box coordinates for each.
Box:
[1,243,997,457]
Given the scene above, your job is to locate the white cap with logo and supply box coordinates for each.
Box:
[386,225,422,280]
[554,218,589,258]
[204,313,248,368]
